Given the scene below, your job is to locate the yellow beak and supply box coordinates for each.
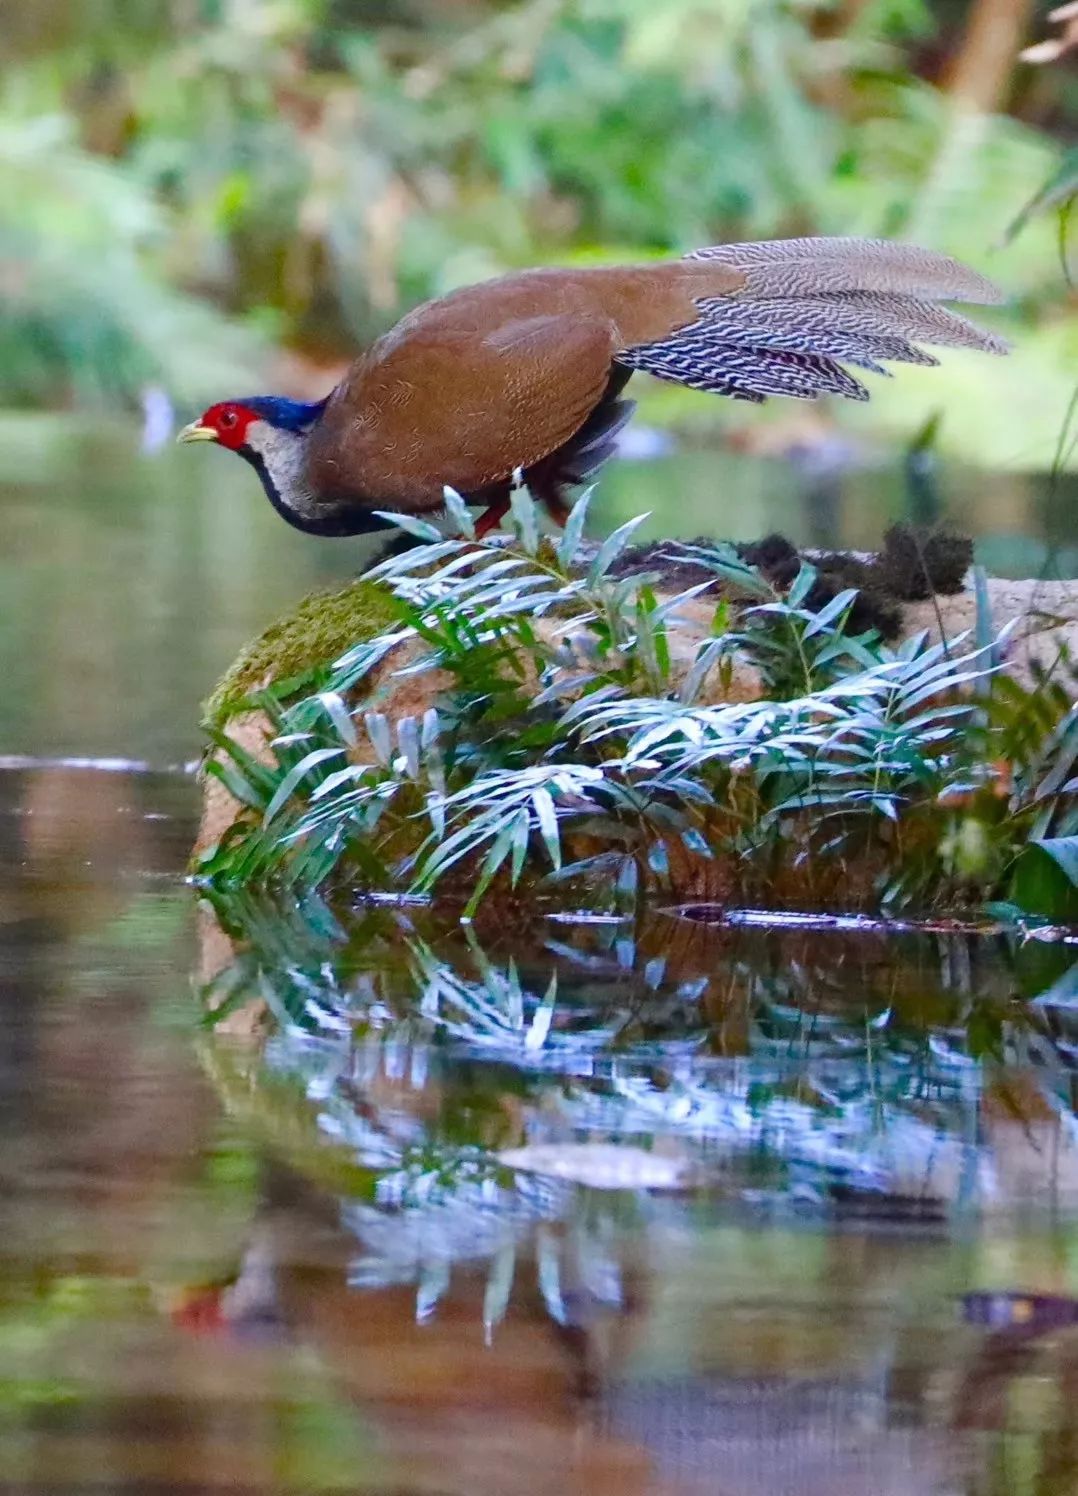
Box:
[177,420,218,444]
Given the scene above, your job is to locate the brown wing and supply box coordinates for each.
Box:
[307,312,617,509]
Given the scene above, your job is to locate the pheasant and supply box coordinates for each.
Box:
[178,238,1007,538]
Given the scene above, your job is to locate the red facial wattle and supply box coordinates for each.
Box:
[198,401,260,450]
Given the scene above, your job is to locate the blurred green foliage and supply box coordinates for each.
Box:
[2,0,1074,432]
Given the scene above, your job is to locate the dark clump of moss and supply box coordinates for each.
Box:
[611,523,972,641]
[876,523,973,600]
[735,535,901,638]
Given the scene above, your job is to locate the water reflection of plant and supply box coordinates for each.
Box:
[200,891,1078,1222]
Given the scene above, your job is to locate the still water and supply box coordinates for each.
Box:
[4,423,1078,1494]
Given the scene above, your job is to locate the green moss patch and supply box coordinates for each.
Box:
[203,578,400,728]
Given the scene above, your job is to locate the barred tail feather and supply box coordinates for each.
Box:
[619,237,1008,404]
[694,296,937,372]
[618,340,869,403]
[685,236,1005,304]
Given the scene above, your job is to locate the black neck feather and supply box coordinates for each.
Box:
[244,450,394,538]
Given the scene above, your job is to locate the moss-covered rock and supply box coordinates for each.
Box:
[203,578,400,728]
[195,570,468,863]
[195,543,1078,892]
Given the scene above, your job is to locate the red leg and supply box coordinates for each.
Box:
[473,492,511,539]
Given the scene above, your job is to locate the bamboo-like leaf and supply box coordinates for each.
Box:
[786,562,818,608]
[483,1242,516,1345]
[310,763,374,800]
[204,725,279,798]
[525,973,557,1051]
[510,807,531,883]
[263,746,346,825]
[680,827,713,858]
[680,637,730,704]
[1006,145,1078,243]
[416,1258,451,1324]
[587,514,650,585]
[532,786,562,870]
[557,488,592,568]
[443,485,476,539]
[372,511,443,542]
[509,488,540,556]
[398,715,421,779]
[365,712,393,766]
[536,1227,566,1325]
[679,542,771,597]
[316,690,358,747]
[465,820,519,915]
[802,588,858,638]
[205,755,269,813]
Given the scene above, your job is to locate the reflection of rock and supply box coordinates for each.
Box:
[194,901,269,1039]
[180,1170,664,1496]
[1,766,217,1269]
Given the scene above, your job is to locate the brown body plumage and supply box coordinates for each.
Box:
[179,238,1008,537]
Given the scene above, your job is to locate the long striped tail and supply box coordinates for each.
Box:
[617,237,1008,403]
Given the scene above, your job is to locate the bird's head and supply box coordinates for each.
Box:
[178,395,326,458]
[176,393,382,536]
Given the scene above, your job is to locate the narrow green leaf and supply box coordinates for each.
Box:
[680,828,713,857]
[204,756,268,813]
[557,488,591,568]
[802,588,857,638]
[316,690,358,747]
[365,712,393,766]
[1011,836,1078,921]
[786,562,818,608]
[509,488,540,556]
[525,974,557,1051]
[483,1243,516,1344]
[398,715,420,778]
[465,821,518,914]
[263,746,345,825]
[510,808,531,883]
[372,510,443,542]
[531,786,561,870]
[443,485,476,539]
[204,725,279,797]
[587,513,650,584]
[1005,145,1078,243]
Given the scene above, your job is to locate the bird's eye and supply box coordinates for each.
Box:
[220,409,239,430]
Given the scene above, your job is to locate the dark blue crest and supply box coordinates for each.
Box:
[241,395,329,431]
